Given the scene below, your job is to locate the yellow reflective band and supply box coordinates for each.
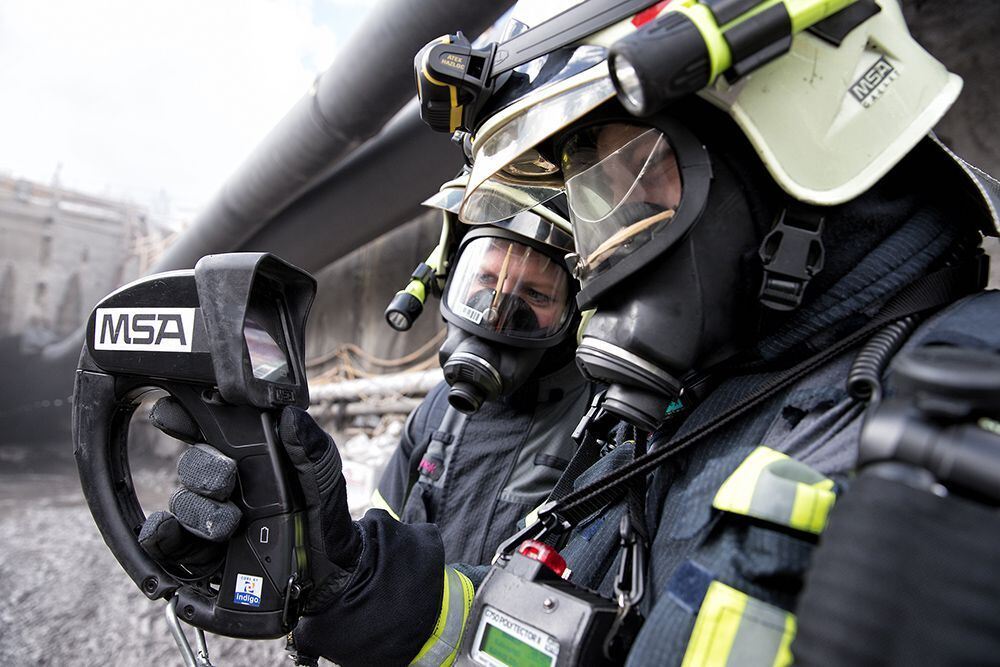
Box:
[370,489,400,521]
[681,580,746,667]
[411,568,475,667]
[681,581,796,667]
[713,447,787,516]
[713,446,836,535]
[790,475,835,534]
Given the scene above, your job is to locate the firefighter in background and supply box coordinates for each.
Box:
[375,181,596,564]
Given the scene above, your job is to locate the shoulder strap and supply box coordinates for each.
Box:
[536,261,982,535]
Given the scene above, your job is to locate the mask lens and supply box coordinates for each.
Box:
[562,124,682,275]
[445,236,571,341]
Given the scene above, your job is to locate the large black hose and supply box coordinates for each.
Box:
[150,0,513,273]
[234,102,457,272]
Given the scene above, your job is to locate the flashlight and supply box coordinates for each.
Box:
[609,0,865,117]
[385,262,436,331]
[415,32,495,133]
[385,215,453,331]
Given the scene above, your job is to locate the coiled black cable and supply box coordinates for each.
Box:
[846,314,922,403]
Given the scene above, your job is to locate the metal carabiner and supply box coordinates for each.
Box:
[165,597,215,667]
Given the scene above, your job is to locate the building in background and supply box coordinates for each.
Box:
[0,175,178,349]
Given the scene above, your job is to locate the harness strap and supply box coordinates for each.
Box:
[537,261,980,533]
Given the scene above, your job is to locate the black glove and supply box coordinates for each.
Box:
[138,397,241,574]
[278,405,362,611]
[139,398,362,612]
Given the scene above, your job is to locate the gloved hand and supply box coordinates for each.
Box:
[139,397,362,612]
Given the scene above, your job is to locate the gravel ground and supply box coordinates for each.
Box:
[0,413,402,666]
[0,441,291,666]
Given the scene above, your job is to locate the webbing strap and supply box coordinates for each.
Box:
[538,262,979,531]
[546,426,606,505]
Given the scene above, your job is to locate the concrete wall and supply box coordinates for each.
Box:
[905,0,1000,177]
[0,176,154,346]
[304,208,447,378]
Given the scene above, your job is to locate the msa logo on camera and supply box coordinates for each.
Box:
[93,308,195,352]
[233,573,263,607]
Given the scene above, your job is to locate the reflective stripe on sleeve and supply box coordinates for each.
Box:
[681,580,796,667]
[411,567,476,666]
[370,489,401,521]
[712,446,836,534]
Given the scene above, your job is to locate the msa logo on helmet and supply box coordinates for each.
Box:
[93,308,195,352]
[850,57,897,107]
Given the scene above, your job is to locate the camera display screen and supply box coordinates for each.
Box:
[243,283,295,385]
[244,317,293,383]
[479,624,553,667]
[474,607,558,667]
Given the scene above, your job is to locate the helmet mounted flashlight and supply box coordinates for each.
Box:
[609,0,871,117]
[414,0,670,134]
[415,32,495,134]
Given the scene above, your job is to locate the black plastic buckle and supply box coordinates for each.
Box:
[572,389,614,445]
[758,207,825,311]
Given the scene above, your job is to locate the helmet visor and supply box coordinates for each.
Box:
[562,123,682,277]
[460,67,616,225]
[444,236,571,341]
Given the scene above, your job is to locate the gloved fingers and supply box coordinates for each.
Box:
[169,488,242,542]
[139,510,225,568]
[178,444,237,501]
[149,396,202,444]
[279,406,361,568]
[279,406,343,487]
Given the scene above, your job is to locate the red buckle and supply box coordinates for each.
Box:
[632,0,673,27]
[517,539,568,578]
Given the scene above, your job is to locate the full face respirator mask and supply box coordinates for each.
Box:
[564,114,765,431]
[439,224,577,413]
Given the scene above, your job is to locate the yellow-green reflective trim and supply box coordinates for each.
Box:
[681,581,796,667]
[790,474,835,534]
[370,489,400,521]
[713,446,836,535]
[411,568,475,666]
[713,447,787,516]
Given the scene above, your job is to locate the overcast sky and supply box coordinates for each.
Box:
[0,0,371,221]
